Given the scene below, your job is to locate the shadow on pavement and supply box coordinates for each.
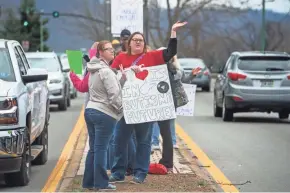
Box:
[233,117,290,124]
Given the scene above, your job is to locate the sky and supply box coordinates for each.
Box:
[158,0,290,13]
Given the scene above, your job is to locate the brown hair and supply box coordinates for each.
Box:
[127,32,147,55]
[146,45,152,51]
[96,40,111,57]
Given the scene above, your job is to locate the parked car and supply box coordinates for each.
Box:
[58,54,78,99]
[213,51,290,122]
[179,58,211,91]
[25,52,71,111]
[0,39,49,186]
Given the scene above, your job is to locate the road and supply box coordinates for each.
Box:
[0,94,84,192]
[1,85,290,192]
[177,86,290,192]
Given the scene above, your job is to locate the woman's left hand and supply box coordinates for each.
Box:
[120,64,127,81]
[131,64,144,73]
[171,21,187,32]
[192,67,202,75]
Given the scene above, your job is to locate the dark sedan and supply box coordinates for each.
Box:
[179,58,211,92]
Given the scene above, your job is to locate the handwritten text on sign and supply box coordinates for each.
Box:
[176,84,196,116]
[122,65,176,124]
[111,0,143,35]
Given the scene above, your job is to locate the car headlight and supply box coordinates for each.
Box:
[0,97,18,124]
[50,79,62,84]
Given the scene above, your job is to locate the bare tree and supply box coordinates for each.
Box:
[62,0,107,41]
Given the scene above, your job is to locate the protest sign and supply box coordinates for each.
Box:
[65,50,83,75]
[176,84,196,116]
[111,0,143,35]
[122,65,176,124]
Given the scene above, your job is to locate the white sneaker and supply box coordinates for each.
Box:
[151,145,161,150]
[173,144,179,149]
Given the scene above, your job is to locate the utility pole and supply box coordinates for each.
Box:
[105,0,111,41]
[40,9,44,51]
[261,0,266,52]
[144,0,149,43]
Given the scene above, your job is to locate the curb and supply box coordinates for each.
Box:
[57,125,88,192]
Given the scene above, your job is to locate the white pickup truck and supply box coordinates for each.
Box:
[0,39,50,186]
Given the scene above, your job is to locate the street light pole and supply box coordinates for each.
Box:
[40,9,44,51]
[144,0,149,43]
[261,0,266,52]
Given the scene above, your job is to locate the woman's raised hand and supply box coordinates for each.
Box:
[171,21,187,32]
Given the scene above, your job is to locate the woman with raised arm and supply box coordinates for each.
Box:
[109,21,187,184]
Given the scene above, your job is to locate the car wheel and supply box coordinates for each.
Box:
[70,93,75,99]
[214,94,223,117]
[202,86,210,92]
[278,111,289,119]
[4,131,31,186]
[222,97,233,122]
[58,96,67,111]
[67,94,71,107]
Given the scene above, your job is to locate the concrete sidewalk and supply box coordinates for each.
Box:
[57,127,216,192]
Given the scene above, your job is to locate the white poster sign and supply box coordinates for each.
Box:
[122,65,176,124]
[111,0,143,35]
[176,84,196,116]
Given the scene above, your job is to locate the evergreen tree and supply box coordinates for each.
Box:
[0,9,26,42]
[0,0,50,51]
[20,0,50,51]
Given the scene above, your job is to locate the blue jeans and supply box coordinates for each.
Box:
[82,108,116,189]
[107,122,136,170]
[111,117,153,182]
[152,119,176,146]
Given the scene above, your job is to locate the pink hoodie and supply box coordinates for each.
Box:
[69,48,96,93]
[70,72,89,93]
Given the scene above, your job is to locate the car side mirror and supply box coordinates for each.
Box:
[22,68,48,84]
[62,66,70,72]
[62,68,70,73]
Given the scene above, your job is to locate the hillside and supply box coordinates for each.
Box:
[2,0,290,52]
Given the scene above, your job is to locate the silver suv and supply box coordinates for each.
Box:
[26,52,71,111]
[213,51,290,122]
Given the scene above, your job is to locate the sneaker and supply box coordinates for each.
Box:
[109,175,125,184]
[130,177,144,184]
[173,144,179,149]
[99,184,116,191]
[151,145,161,151]
[167,168,174,173]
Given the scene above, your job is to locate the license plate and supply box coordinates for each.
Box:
[260,80,273,87]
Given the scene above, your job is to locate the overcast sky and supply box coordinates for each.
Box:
[158,0,290,13]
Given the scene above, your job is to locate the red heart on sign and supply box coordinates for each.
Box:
[135,70,149,80]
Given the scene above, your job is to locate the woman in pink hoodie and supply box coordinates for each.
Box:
[70,42,99,105]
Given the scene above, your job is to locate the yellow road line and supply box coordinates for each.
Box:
[41,106,85,192]
[175,123,239,192]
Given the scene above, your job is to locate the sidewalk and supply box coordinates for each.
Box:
[57,126,217,192]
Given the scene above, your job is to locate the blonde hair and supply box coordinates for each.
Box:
[172,55,180,69]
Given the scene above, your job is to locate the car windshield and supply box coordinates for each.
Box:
[179,59,205,68]
[238,56,290,71]
[27,57,60,72]
[0,48,16,82]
